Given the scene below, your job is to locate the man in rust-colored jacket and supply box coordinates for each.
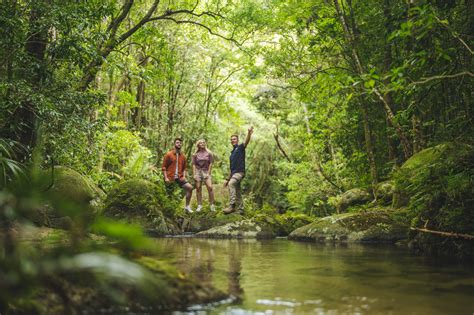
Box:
[162,138,194,213]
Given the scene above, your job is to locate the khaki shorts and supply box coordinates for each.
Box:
[194,169,210,182]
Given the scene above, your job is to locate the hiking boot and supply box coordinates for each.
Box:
[196,205,202,212]
[223,206,236,214]
[184,205,193,213]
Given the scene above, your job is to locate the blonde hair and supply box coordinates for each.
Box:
[194,139,213,156]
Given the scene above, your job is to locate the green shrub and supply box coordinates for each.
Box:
[104,179,177,222]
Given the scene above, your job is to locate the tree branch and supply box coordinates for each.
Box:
[434,15,473,55]
[411,227,474,240]
[117,0,161,44]
[106,0,134,38]
[410,71,473,85]
[150,17,240,45]
[273,131,291,162]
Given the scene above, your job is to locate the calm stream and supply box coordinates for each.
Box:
[155,238,474,315]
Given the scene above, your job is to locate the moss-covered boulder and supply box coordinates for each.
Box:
[375,181,394,205]
[182,211,246,233]
[335,188,372,213]
[51,166,105,207]
[288,210,409,243]
[103,179,176,236]
[183,210,313,237]
[35,166,105,228]
[196,218,276,239]
[393,143,474,258]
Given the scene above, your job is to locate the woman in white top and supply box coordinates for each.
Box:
[192,139,215,211]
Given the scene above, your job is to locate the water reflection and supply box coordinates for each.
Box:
[159,238,474,314]
[227,241,244,301]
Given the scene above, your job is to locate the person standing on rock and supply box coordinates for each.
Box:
[223,127,254,215]
[162,137,194,213]
[192,139,215,212]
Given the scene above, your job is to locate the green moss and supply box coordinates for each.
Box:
[274,212,313,236]
[49,166,104,207]
[401,144,450,170]
[34,166,105,228]
[289,210,409,243]
[335,188,371,213]
[185,211,245,232]
[394,143,474,258]
[103,179,172,234]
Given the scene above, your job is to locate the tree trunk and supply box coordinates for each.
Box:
[333,0,412,160]
[5,1,49,155]
[412,114,424,153]
[133,79,146,129]
[361,102,378,192]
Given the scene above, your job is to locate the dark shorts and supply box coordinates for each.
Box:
[165,178,188,196]
[174,178,188,187]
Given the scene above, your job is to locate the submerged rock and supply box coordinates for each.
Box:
[196,219,276,239]
[288,210,408,243]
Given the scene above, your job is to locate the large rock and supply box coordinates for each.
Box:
[35,166,105,228]
[196,219,276,239]
[392,144,451,208]
[288,210,409,243]
[183,212,246,233]
[103,179,176,236]
[394,143,474,258]
[335,188,371,213]
[185,211,312,236]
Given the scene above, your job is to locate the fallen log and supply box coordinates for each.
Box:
[411,227,474,240]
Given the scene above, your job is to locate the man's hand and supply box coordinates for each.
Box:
[164,177,171,183]
[244,126,254,148]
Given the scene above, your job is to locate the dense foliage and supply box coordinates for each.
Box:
[0,0,472,284]
[2,0,471,211]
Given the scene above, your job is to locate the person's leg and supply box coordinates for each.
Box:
[204,176,214,205]
[225,173,243,214]
[235,178,243,212]
[195,180,203,206]
[228,176,239,209]
[182,183,193,207]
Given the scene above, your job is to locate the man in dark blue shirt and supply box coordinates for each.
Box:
[224,127,254,214]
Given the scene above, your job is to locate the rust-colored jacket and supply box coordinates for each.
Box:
[162,149,187,181]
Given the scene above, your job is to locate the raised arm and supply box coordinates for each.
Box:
[244,126,254,148]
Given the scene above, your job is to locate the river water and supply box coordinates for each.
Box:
[155,238,474,315]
